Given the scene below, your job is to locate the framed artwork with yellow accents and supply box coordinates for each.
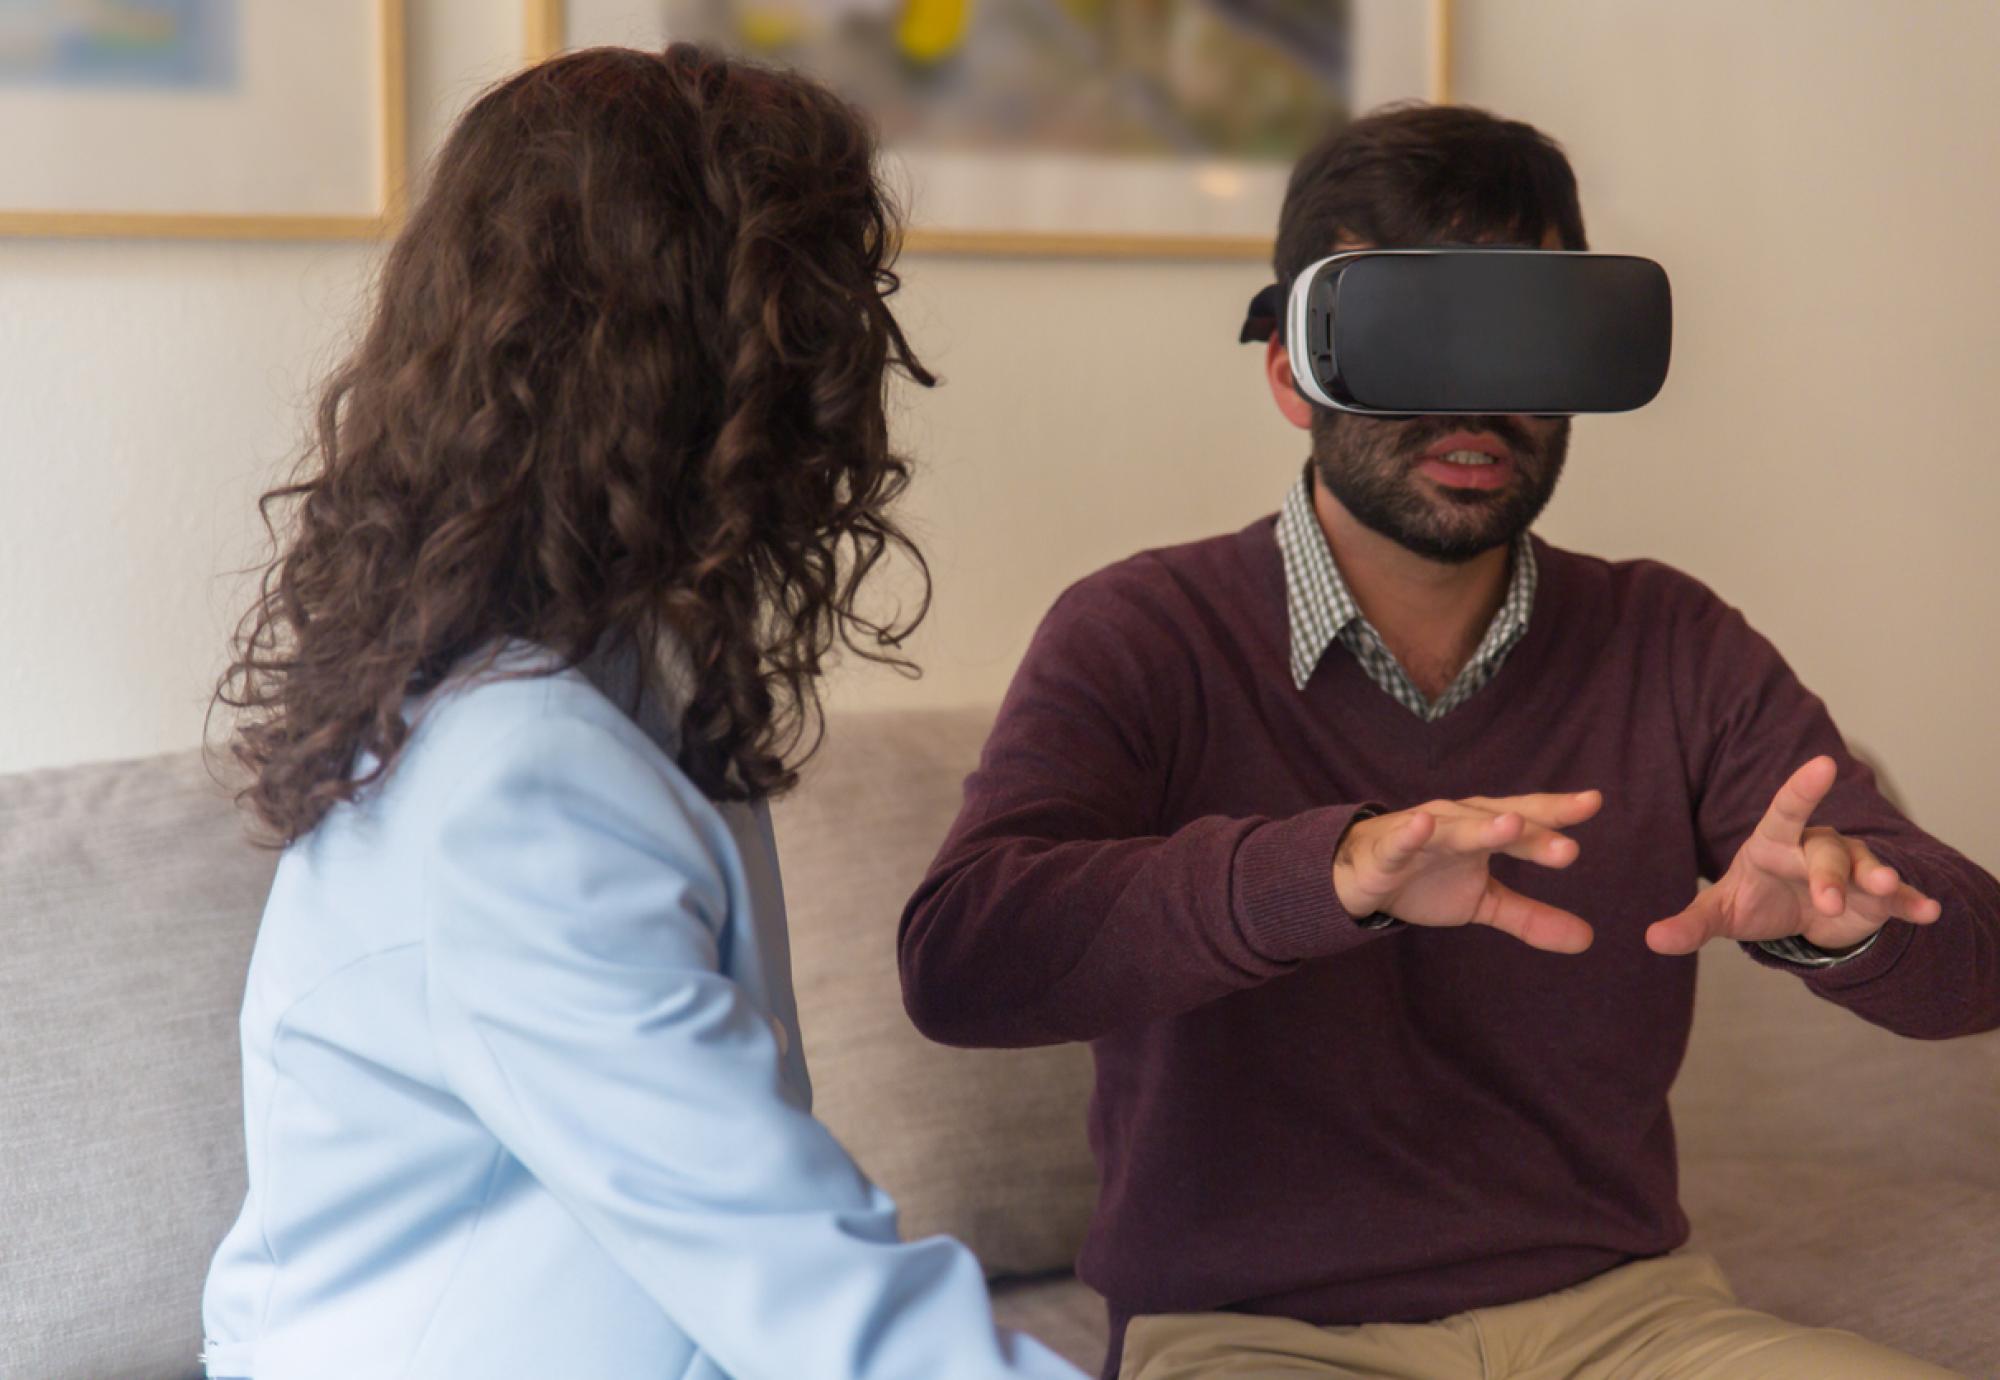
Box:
[521,0,1450,259]
[0,0,408,241]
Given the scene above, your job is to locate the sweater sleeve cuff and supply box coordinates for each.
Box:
[1231,803,1395,964]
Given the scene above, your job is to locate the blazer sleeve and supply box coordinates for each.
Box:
[419,713,1083,1380]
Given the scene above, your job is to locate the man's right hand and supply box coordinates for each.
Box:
[1333,792,1603,953]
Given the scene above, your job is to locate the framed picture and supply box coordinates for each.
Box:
[0,0,408,240]
[522,0,1450,259]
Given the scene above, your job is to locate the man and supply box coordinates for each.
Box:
[898,105,1999,1379]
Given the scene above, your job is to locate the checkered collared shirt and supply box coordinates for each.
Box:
[1273,470,1872,969]
[1276,473,1537,715]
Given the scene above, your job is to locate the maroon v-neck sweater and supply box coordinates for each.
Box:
[898,519,2000,1378]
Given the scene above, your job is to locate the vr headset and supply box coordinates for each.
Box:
[1240,248,1673,416]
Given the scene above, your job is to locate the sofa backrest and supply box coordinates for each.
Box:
[1676,914,2000,1187]
[771,710,1100,1277]
[4,708,1996,1380]
[1,751,277,1380]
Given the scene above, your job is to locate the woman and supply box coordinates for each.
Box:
[202,45,1082,1380]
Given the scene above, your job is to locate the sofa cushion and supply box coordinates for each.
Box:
[992,1274,1111,1374]
[0,750,274,1380]
[774,707,1100,1280]
[1685,1156,2000,1375]
[1673,927,2000,1191]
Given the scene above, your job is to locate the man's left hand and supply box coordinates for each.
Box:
[1646,755,1943,956]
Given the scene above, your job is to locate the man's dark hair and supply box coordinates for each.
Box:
[1275,103,1588,285]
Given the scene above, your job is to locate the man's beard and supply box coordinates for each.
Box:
[1309,411,1571,564]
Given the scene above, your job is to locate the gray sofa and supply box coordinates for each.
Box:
[4,708,1996,1378]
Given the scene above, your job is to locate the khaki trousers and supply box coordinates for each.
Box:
[1119,1252,1961,1380]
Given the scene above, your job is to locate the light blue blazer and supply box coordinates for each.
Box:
[202,643,1083,1380]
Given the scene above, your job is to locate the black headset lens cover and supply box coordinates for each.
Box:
[1249,250,1673,416]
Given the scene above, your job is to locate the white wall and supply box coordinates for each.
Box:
[1454,0,2000,869]
[2,2,1993,872]
[0,0,523,773]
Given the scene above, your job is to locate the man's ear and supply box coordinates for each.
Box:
[1265,337,1316,431]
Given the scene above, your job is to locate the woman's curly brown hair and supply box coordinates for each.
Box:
[216,43,934,844]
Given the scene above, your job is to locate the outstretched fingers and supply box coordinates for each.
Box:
[1803,830,1851,917]
[1753,756,1838,847]
[1843,836,1943,923]
[1473,880,1595,954]
[1893,886,1944,923]
[1421,810,1583,870]
[1462,790,1604,830]
[1424,809,1524,855]
[1367,808,1438,875]
[1644,888,1724,955]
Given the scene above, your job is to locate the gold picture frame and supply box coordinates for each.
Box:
[0,0,409,242]
[525,0,565,64]
[520,0,1450,260]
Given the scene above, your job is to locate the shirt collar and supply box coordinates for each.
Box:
[1275,471,1539,697]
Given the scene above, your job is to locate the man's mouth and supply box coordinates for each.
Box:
[1415,431,1515,491]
